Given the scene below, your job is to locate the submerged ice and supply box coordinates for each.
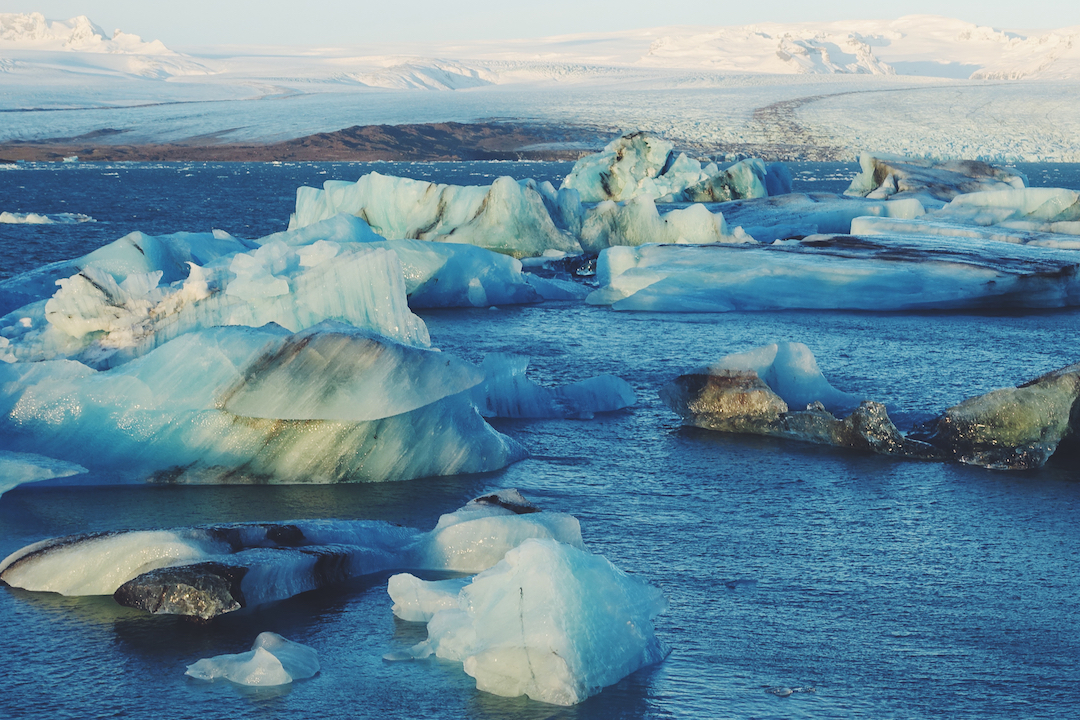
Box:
[186,633,320,686]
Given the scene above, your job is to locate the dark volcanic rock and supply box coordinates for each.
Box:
[114,562,248,620]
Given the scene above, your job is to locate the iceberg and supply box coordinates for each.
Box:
[471,353,636,419]
[0,450,87,496]
[186,633,319,686]
[578,197,752,253]
[0,323,522,484]
[560,131,787,204]
[587,233,1080,312]
[932,187,1080,234]
[660,343,940,459]
[912,362,1080,469]
[289,172,582,258]
[0,491,584,618]
[844,152,1027,206]
[850,216,1080,249]
[716,192,926,242]
[385,538,669,706]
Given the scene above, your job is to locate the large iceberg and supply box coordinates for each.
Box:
[0,491,583,618]
[587,233,1080,312]
[0,323,523,484]
[186,633,319,686]
[715,192,926,242]
[578,197,752,252]
[289,172,583,258]
[385,538,669,706]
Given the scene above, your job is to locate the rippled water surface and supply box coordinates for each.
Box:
[1,161,1079,719]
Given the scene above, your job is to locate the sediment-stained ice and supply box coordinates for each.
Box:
[850,216,1080,249]
[587,233,1080,312]
[471,353,636,419]
[912,361,1080,469]
[844,152,1027,206]
[385,538,669,706]
[660,344,940,459]
[0,324,522,484]
[932,187,1080,234]
[289,172,582,258]
[0,491,582,618]
[186,633,320,686]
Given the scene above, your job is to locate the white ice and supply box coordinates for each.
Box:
[0,212,95,225]
[185,633,320,687]
[386,538,669,706]
[714,193,925,243]
[289,172,582,258]
[704,342,860,412]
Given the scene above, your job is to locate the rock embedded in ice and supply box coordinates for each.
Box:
[471,353,636,420]
[844,152,1027,205]
[386,538,669,706]
[912,361,1080,469]
[680,157,769,202]
[660,344,941,459]
[289,172,582,258]
[1,491,585,618]
[186,633,319,686]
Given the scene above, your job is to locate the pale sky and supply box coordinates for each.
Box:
[11,1,1080,47]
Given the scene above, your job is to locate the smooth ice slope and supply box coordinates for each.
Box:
[0,491,583,618]
[0,324,521,484]
[186,633,320,686]
[289,172,582,258]
[386,538,669,706]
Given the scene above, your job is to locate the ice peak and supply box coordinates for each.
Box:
[0,11,174,55]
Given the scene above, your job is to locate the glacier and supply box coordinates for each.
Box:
[385,538,669,706]
[0,491,583,618]
[186,633,320,686]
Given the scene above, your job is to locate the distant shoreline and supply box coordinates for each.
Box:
[0,121,851,164]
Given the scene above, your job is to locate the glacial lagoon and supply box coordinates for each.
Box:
[1,160,1078,719]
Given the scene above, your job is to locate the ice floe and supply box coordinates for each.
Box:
[186,633,319,686]
[0,212,95,225]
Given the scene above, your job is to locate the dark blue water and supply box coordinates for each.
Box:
[1,162,1079,720]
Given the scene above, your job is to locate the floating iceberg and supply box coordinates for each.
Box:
[716,192,925,242]
[0,491,582,618]
[912,362,1080,469]
[186,633,319,686]
[844,152,1027,206]
[662,343,1079,469]
[587,233,1080,312]
[932,187,1080,234]
[289,172,582,258]
[559,131,787,204]
[0,323,522,484]
[578,197,751,252]
[660,343,940,459]
[472,353,636,419]
[850,216,1080,249]
[0,450,87,496]
[385,538,669,706]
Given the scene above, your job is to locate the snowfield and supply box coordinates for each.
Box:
[1,12,1079,161]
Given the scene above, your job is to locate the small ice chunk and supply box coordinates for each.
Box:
[707,342,859,412]
[388,574,470,622]
[185,632,319,687]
